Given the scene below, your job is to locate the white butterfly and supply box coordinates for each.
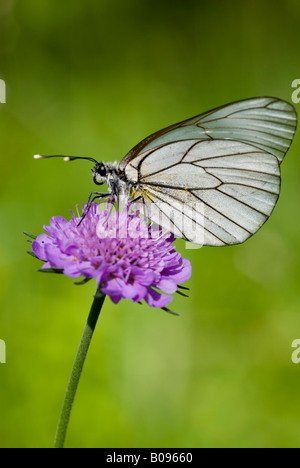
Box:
[35,97,297,246]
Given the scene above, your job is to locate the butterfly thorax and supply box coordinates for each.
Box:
[97,161,138,205]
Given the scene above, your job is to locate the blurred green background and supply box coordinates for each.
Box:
[0,0,300,448]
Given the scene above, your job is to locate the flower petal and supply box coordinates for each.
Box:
[144,288,173,308]
[32,234,53,261]
[44,243,68,268]
[155,278,178,294]
[164,259,192,283]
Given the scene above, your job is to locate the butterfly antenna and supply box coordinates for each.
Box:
[34,154,99,164]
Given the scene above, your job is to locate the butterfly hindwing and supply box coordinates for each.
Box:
[127,139,280,246]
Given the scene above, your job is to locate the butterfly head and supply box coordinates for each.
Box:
[92,162,108,186]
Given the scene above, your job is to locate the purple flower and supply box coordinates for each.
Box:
[31,202,192,309]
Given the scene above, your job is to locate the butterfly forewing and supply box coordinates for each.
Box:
[120,97,297,170]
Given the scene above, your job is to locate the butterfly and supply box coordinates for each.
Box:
[35,97,297,246]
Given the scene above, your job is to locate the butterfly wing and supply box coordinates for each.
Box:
[120,97,296,246]
[120,97,297,169]
[125,139,281,246]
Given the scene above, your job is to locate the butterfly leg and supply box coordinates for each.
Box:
[78,192,112,226]
[86,191,111,205]
[131,195,150,226]
[128,194,149,218]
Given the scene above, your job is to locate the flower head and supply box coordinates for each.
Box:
[31,202,191,309]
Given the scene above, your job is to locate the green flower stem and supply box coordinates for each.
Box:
[54,289,106,448]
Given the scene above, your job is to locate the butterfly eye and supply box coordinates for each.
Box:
[97,164,106,177]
